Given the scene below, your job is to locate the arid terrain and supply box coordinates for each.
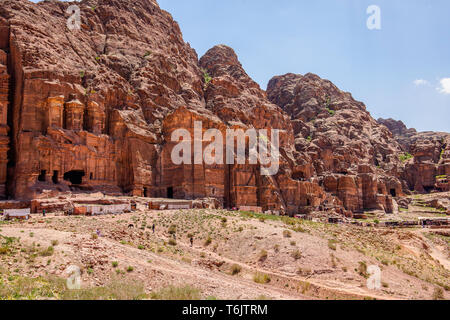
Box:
[1,192,448,300]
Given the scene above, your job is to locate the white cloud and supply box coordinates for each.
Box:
[413,79,429,86]
[437,78,450,94]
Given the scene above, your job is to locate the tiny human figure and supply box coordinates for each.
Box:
[152,224,155,234]
[190,236,193,247]
[96,229,101,237]
[42,209,46,217]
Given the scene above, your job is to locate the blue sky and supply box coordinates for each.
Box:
[32,0,450,132]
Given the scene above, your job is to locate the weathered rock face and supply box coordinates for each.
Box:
[378,118,450,193]
[198,45,327,214]
[0,48,9,198]
[267,73,405,213]
[0,0,447,216]
[0,0,203,199]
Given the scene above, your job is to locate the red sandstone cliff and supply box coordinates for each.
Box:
[0,0,447,216]
[378,118,450,192]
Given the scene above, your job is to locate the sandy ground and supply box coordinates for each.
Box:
[0,193,449,300]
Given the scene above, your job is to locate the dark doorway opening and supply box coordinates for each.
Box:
[423,186,434,193]
[390,189,397,197]
[167,187,174,199]
[143,187,149,197]
[38,170,46,182]
[90,172,93,180]
[64,170,85,185]
[292,171,306,181]
[52,171,59,184]
[306,199,311,206]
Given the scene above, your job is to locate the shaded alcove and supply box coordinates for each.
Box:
[52,170,59,184]
[64,170,85,185]
[167,187,174,199]
[38,170,46,182]
[390,189,397,197]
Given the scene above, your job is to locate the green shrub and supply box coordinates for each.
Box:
[399,153,413,162]
[168,224,177,235]
[253,272,271,284]
[258,250,268,262]
[39,246,54,257]
[432,287,444,300]
[202,69,212,86]
[283,230,292,238]
[230,264,242,275]
[204,236,212,246]
[328,239,337,251]
[291,249,302,260]
[150,285,201,300]
[358,261,368,278]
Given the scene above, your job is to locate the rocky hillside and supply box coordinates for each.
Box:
[378,118,450,192]
[0,0,447,216]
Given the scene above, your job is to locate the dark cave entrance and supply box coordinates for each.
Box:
[38,170,46,182]
[143,187,149,198]
[292,171,306,181]
[52,171,59,184]
[389,189,397,197]
[64,170,85,185]
[167,187,174,199]
[423,186,434,193]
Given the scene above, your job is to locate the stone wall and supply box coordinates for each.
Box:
[0,48,9,198]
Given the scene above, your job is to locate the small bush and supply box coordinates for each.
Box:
[230,264,241,275]
[283,230,292,238]
[358,261,368,278]
[126,266,134,273]
[168,224,177,235]
[291,249,302,260]
[328,239,337,251]
[432,287,444,300]
[51,240,59,246]
[0,246,9,255]
[297,268,312,276]
[258,250,268,262]
[168,239,177,246]
[204,236,212,246]
[202,69,212,87]
[39,246,54,257]
[253,272,271,284]
[150,285,201,300]
[399,153,413,162]
[112,261,119,268]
